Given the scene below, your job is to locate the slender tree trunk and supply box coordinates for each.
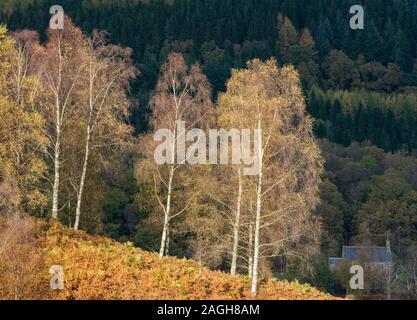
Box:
[51,104,61,219]
[51,39,63,220]
[251,172,263,296]
[251,119,263,297]
[74,127,91,230]
[248,217,254,278]
[159,165,174,259]
[165,228,170,256]
[74,65,95,230]
[231,167,243,275]
[159,215,169,259]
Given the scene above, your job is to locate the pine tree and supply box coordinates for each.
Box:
[315,17,332,58]
[394,29,413,72]
[363,20,384,61]
[276,13,298,60]
[333,10,352,54]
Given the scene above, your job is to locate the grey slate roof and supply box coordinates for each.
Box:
[341,246,392,263]
[328,257,345,267]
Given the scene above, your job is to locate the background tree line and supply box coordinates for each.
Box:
[308,87,417,152]
[3,0,417,151]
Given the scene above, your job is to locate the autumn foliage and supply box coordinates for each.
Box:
[0,218,338,300]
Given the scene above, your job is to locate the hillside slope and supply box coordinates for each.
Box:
[0,218,338,300]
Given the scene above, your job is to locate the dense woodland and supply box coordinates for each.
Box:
[1,0,417,298]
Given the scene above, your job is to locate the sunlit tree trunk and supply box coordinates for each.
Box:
[230,167,242,275]
[165,228,170,256]
[51,37,63,219]
[74,62,94,230]
[251,118,263,297]
[160,165,174,258]
[74,126,90,230]
[248,213,254,278]
[51,81,62,219]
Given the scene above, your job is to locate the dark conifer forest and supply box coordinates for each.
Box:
[3,1,417,145]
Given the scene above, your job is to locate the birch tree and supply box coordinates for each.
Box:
[73,31,136,230]
[203,165,246,274]
[212,101,248,275]
[138,52,213,259]
[0,26,47,216]
[36,19,86,219]
[219,59,323,296]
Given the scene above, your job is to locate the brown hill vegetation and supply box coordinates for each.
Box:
[0,218,339,300]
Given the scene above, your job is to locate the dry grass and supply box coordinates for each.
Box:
[0,217,49,299]
[0,218,340,300]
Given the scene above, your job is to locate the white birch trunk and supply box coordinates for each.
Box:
[248,218,254,278]
[230,167,242,275]
[74,65,94,230]
[74,126,91,230]
[51,103,61,219]
[251,119,263,297]
[51,38,63,220]
[165,227,170,256]
[159,165,174,259]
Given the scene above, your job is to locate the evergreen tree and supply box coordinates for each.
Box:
[394,29,413,72]
[276,13,298,61]
[315,17,332,58]
[363,20,384,61]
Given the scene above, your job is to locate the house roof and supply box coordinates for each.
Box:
[328,257,345,266]
[341,246,392,263]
